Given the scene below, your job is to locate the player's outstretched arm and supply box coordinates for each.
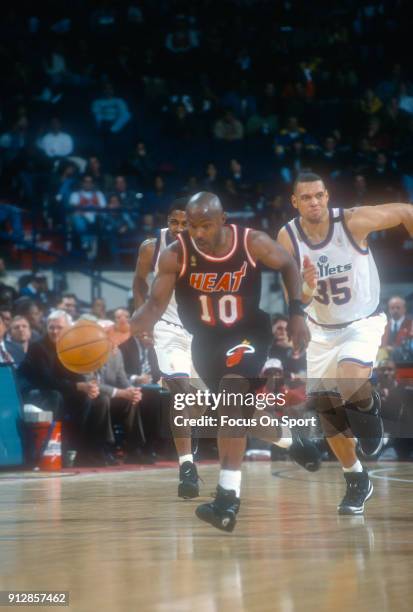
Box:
[132,239,156,309]
[130,244,180,336]
[248,230,311,351]
[347,203,413,241]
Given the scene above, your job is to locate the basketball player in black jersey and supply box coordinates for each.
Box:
[132,192,313,532]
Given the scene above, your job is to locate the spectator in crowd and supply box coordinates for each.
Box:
[349,174,369,207]
[222,80,257,120]
[91,297,106,320]
[103,193,136,254]
[166,104,196,141]
[94,346,145,463]
[91,83,131,134]
[143,176,170,213]
[110,175,140,211]
[376,359,413,459]
[13,298,44,340]
[314,136,343,179]
[69,174,106,257]
[6,315,32,365]
[0,116,30,162]
[18,310,116,466]
[0,305,12,332]
[48,161,79,224]
[359,88,383,116]
[268,314,291,363]
[268,313,306,375]
[246,107,278,138]
[364,116,390,152]
[19,273,51,305]
[125,141,155,188]
[108,308,132,347]
[367,151,402,203]
[213,109,244,141]
[91,82,131,168]
[275,116,309,150]
[84,156,112,192]
[165,16,199,54]
[0,312,20,364]
[202,162,220,191]
[118,329,161,459]
[277,138,314,185]
[37,117,74,159]
[57,293,79,320]
[381,296,413,355]
[119,330,160,385]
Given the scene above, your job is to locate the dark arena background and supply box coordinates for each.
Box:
[1,1,413,610]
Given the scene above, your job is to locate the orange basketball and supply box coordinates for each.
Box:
[56,320,111,374]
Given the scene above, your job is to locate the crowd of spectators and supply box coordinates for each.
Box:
[1,1,413,272]
[0,261,162,467]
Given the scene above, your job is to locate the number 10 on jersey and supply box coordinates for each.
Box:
[199,294,243,326]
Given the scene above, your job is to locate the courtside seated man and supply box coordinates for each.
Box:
[278,172,413,515]
[131,192,318,532]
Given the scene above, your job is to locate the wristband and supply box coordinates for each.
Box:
[302,281,316,297]
[288,299,305,317]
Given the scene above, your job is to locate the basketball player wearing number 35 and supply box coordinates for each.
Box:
[132,191,315,532]
[278,172,413,515]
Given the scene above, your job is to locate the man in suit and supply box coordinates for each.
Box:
[381,296,413,355]
[119,333,161,384]
[0,313,19,365]
[119,332,162,458]
[5,316,32,366]
[18,310,115,466]
[95,348,144,462]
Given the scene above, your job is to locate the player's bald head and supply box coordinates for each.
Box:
[186,192,223,218]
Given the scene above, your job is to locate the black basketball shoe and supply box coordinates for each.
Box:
[195,485,240,532]
[289,433,322,472]
[178,461,200,499]
[345,391,384,457]
[337,470,373,515]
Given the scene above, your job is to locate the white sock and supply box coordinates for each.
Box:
[273,424,292,449]
[343,460,363,473]
[179,454,193,466]
[219,469,241,497]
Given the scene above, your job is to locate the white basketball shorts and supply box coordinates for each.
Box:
[306,313,387,391]
[154,319,193,378]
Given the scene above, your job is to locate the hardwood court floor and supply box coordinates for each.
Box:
[1,461,413,612]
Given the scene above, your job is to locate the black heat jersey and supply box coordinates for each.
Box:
[175,224,263,336]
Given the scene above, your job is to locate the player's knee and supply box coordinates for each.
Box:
[313,394,348,437]
[339,378,372,407]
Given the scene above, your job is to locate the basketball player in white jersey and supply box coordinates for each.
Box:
[133,199,202,499]
[278,172,413,514]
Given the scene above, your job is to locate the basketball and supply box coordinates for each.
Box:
[56,319,112,374]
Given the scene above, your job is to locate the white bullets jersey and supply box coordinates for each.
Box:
[284,208,380,326]
[153,227,184,327]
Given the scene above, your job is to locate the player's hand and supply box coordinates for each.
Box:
[302,255,317,290]
[288,314,311,353]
